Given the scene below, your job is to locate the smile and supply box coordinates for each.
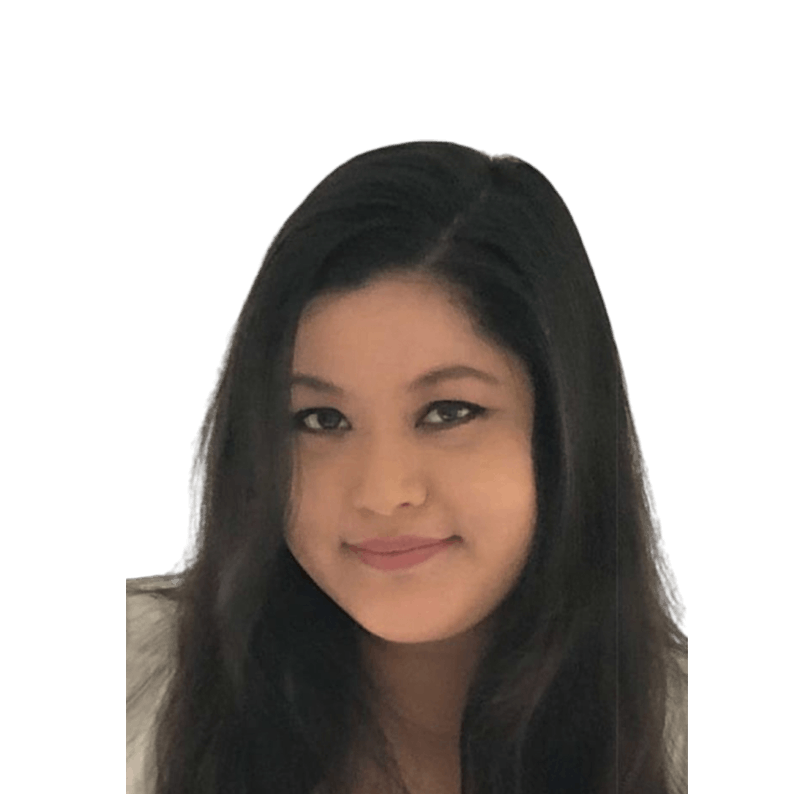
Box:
[349,537,459,571]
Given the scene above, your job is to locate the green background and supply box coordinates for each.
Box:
[0,0,810,794]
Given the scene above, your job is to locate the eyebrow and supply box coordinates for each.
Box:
[290,364,501,396]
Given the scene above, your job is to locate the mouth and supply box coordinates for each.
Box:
[349,535,459,554]
[348,537,460,572]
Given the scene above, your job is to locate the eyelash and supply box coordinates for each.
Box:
[291,400,487,435]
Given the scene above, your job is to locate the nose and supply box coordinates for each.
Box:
[350,441,428,516]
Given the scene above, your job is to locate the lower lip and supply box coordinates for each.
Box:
[349,538,459,571]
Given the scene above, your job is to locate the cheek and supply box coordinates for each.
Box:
[462,441,536,523]
[459,463,537,612]
[285,470,343,586]
[463,453,537,581]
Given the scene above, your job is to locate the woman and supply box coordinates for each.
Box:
[127,141,688,794]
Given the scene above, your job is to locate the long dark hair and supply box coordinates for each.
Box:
[137,141,687,794]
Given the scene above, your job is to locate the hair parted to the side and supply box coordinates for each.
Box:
[138,141,687,794]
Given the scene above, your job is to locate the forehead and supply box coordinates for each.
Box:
[293,274,532,398]
[296,275,482,358]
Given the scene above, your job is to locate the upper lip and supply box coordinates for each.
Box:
[349,535,455,554]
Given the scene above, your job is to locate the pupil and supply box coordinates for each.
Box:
[321,410,340,429]
[440,404,461,420]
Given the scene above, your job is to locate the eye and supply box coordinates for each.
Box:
[292,400,487,435]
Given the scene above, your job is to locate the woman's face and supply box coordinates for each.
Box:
[286,273,536,644]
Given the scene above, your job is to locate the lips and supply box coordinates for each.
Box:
[350,535,456,554]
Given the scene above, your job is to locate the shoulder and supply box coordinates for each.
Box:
[664,646,688,793]
[127,575,180,646]
[127,574,179,705]
[127,575,180,794]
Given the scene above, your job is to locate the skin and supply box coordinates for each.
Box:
[286,272,536,785]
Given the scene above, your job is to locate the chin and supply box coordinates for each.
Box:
[356,613,468,646]
[368,630,443,645]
